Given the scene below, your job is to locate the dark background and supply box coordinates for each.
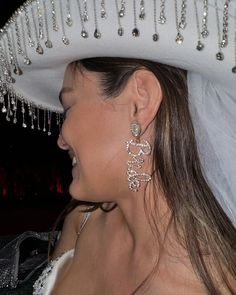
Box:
[0,0,71,235]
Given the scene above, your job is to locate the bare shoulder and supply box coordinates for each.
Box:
[51,205,88,259]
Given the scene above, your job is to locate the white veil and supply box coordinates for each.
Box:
[188,72,236,227]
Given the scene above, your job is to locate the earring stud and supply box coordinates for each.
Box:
[130,121,141,138]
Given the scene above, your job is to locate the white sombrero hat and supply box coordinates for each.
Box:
[0,0,235,112]
[0,0,236,225]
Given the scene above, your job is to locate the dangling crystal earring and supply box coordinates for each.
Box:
[126,121,152,192]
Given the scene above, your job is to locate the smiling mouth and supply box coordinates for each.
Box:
[72,156,77,167]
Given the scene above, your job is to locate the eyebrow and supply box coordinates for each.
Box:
[58,87,73,106]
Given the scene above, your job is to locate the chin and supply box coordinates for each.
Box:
[69,182,112,204]
[69,182,95,203]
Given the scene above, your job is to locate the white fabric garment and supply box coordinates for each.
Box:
[33,249,74,295]
[33,212,91,295]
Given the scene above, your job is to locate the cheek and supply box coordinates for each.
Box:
[60,106,90,144]
[63,104,130,177]
[82,114,129,184]
[88,111,128,156]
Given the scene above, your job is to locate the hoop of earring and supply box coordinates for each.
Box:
[126,121,152,192]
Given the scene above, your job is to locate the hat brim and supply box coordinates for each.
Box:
[0,0,235,113]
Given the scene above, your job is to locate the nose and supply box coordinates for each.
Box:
[57,134,69,150]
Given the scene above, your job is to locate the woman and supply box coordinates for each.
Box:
[0,0,235,294]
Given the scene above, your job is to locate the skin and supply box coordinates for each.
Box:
[53,65,210,294]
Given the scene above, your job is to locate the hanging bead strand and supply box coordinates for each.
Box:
[119,0,126,18]
[215,0,224,61]
[31,6,44,54]
[20,17,32,64]
[152,0,159,41]
[158,0,166,24]
[194,0,204,51]
[220,0,230,48]
[132,0,140,37]
[179,0,187,30]
[36,0,45,40]
[115,0,124,36]
[232,9,236,73]
[201,0,209,38]
[174,0,184,44]
[24,6,35,47]
[93,0,102,38]
[51,0,59,31]
[43,0,53,48]
[139,0,146,20]
[10,28,23,75]
[82,0,89,22]
[76,0,89,38]
[59,0,70,45]
[101,0,108,19]
[66,0,73,26]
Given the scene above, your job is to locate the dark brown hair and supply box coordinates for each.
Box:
[53,57,236,294]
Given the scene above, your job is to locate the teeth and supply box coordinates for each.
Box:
[72,156,77,167]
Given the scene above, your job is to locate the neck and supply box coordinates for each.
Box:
[102,184,171,259]
[96,187,207,294]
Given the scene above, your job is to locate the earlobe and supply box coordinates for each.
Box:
[130,69,163,133]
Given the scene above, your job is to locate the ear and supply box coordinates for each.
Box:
[127,69,163,135]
